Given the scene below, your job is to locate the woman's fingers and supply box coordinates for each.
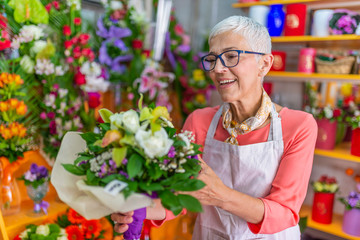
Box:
[111,211,134,233]
[114,223,129,233]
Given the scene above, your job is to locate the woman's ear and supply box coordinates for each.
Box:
[258,54,274,77]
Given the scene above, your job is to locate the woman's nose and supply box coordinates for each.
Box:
[213,58,228,73]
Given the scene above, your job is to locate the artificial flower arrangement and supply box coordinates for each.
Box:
[329,9,360,35]
[14,224,67,240]
[55,208,112,240]
[0,14,11,51]
[345,107,360,129]
[19,163,50,189]
[312,175,340,193]
[305,104,344,123]
[339,191,360,210]
[51,98,204,240]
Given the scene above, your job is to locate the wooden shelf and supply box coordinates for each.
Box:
[300,205,360,239]
[233,0,318,8]
[271,34,360,43]
[3,199,68,239]
[265,72,360,83]
[314,142,360,163]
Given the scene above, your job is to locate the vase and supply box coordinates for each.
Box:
[312,9,334,36]
[249,5,269,26]
[26,181,49,216]
[298,48,316,73]
[350,128,360,157]
[312,192,335,224]
[284,4,307,36]
[335,122,347,145]
[342,208,360,237]
[0,177,21,216]
[267,4,285,37]
[315,119,337,150]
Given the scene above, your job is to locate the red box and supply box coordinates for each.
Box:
[284,4,307,36]
[312,192,335,224]
[271,51,287,71]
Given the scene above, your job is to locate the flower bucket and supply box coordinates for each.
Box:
[350,128,360,157]
[316,119,337,150]
[342,208,360,237]
[335,122,347,145]
[312,192,335,224]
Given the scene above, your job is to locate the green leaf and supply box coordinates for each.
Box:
[99,123,111,132]
[172,179,205,192]
[74,156,92,165]
[9,0,49,24]
[81,132,98,144]
[99,108,113,123]
[139,182,164,191]
[119,134,135,146]
[112,147,127,166]
[178,194,203,212]
[138,93,143,110]
[86,169,97,185]
[127,154,144,178]
[159,190,182,215]
[139,107,153,122]
[62,164,85,176]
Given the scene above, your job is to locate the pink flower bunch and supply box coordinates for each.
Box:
[329,9,360,35]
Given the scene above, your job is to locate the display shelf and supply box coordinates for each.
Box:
[314,143,360,163]
[300,205,360,240]
[271,34,360,43]
[3,199,68,240]
[232,0,318,8]
[265,72,360,83]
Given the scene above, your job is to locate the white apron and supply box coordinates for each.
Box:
[192,104,300,240]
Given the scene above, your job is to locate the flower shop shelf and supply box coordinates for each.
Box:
[2,199,68,240]
[232,0,318,8]
[300,205,360,240]
[314,143,360,163]
[232,0,360,8]
[265,72,360,83]
[270,35,360,44]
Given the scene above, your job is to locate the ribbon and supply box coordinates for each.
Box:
[34,200,49,214]
[123,208,146,240]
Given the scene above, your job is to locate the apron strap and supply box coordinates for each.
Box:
[267,103,283,141]
[206,106,223,139]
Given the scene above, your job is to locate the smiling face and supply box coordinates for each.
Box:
[208,31,269,104]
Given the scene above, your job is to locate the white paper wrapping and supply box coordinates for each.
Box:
[51,132,153,220]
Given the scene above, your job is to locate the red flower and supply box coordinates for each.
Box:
[13,235,21,240]
[79,33,90,45]
[71,36,79,44]
[142,49,151,58]
[52,1,60,10]
[0,40,11,51]
[73,46,82,59]
[81,48,92,57]
[132,39,143,49]
[64,40,73,49]
[45,3,52,12]
[88,92,101,109]
[74,17,82,26]
[333,109,341,118]
[88,52,95,62]
[83,220,102,238]
[67,208,86,224]
[174,24,184,35]
[65,225,84,240]
[74,72,86,86]
[63,25,71,36]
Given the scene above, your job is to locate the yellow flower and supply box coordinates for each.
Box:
[16,101,27,115]
[9,122,20,136]
[192,69,205,82]
[0,101,8,112]
[195,93,206,104]
[1,128,12,140]
[18,125,27,138]
[8,98,19,109]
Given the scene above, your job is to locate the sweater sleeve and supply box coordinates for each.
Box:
[248,113,317,234]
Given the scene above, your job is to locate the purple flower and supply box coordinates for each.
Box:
[114,39,127,51]
[122,158,128,165]
[49,120,57,135]
[176,44,191,53]
[30,163,38,174]
[163,159,170,165]
[119,170,129,179]
[167,146,176,158]
[24,171,36,182]
[47,112,55,119]
[99,163,108,178]
[38,166,49,178]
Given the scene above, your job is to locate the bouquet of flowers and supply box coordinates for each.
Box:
[14,224,67,240]
[51,99,204,240]
[329,9,360,35]
[346,107,360,129]
[19,163,50,189]
[55,208,113,240]
[339,191,360,210]
[312,175,340,193]
[0,14,11,51]
[305,104,344,123]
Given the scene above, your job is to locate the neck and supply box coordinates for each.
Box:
[228,87,263,123]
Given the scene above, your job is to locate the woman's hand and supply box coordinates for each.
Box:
[187,155,230,208]
[111,211,134,233]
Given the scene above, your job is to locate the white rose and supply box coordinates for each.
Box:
[20,55,35,74]
[80,61,101,77]
[110,113,123,129]
[135,128,174,159]
[324,107,333,119]
[20,25,44,41]
[122,110,140,133]
[36,225,50,236]
[19,229,31,239]
[110,0,123,9]
[30,40,47,56]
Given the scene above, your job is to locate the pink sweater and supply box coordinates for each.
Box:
[153,106,317,234]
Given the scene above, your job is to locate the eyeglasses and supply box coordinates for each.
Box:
[201,50,265,72]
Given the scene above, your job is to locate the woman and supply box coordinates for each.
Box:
[112,15,317,239]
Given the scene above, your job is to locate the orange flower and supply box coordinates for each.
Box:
[1,127,12,140]
[83,220,102,238]
[0,101,8,112]
[65,225,84,240]
[68,208,86,224]
[16,101,27,115]
[8,98,19,109]
[9,122,20,136]
[18,125,27,138]
[9,73,23,85]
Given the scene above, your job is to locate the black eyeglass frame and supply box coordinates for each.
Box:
[201,50,266,72]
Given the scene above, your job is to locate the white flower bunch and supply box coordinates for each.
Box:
[17,224,67,240]
[80,61,110,92]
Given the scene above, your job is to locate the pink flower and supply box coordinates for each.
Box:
[128,93,134,100]
[88,92,101,109]
[52,1,60,10]
[66,57,74,63]
[40,112,47,120]
[63,25,71,36]
[174,24,184,35]
[47,112,55,119]
[74,17,82,26]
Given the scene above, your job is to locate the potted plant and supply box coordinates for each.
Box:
[345,108,360,157]
[311,175,339,224]
[339,190,360,237]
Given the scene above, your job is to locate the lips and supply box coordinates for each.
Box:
[219,79,236,85]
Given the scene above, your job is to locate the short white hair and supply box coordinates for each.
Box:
[209,16,272,54]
